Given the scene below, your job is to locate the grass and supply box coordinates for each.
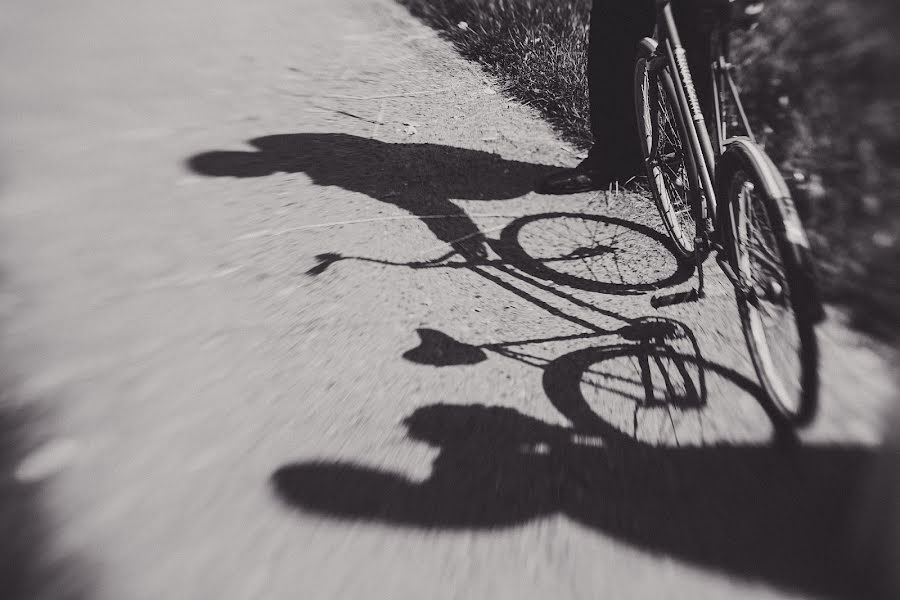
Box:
[397,0,900,338]
[399,0,593,147]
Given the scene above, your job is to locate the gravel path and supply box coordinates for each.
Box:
[0,0,895,598]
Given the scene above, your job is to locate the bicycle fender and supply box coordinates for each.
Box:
[717,139,808,248]
[717,139,825,323]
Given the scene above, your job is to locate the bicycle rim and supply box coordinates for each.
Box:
[729,169,818,425]
[635,55,697,260]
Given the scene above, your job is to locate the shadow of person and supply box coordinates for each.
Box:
[272,343,877,598]
[273,404,563,528]
[187,133,560,260]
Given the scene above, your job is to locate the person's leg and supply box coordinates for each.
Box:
[590,0,713,164]
[587,0,656,173]
[540,0,655,194]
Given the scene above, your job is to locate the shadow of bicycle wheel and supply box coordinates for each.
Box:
[494,212,693,295]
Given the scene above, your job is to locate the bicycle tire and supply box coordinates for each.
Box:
[717,140,821,427]
[634,38,699,262]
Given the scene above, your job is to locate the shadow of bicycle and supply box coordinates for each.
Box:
[305,209,694,297]
[273,326,874,597]
[493,211,694,295]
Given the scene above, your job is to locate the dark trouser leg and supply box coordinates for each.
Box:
[587,0,710,174]
[587,0,655,174]
[674,0,715,125]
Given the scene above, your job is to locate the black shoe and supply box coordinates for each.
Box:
[538,158,640,195]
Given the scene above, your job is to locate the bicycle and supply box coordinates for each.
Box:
[633,0,824,427]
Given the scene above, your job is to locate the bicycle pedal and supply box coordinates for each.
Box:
[651,288,701,308]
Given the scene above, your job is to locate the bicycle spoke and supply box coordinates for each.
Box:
[638,63,696,257]
[748,245,786,281]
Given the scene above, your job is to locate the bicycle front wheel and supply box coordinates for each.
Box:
[634,38,698,262]
[719,141,821,427]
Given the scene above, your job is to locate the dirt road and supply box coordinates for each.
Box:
[0,0,895,598]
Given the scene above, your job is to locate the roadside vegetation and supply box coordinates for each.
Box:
[398,0,900,338]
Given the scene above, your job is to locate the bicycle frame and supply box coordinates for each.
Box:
[645,3,823,424]
[710,29,755,152]
[651,1,756,244]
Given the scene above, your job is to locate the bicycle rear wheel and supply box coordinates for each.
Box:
[634,39,698,262]
[719,141,821,427]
